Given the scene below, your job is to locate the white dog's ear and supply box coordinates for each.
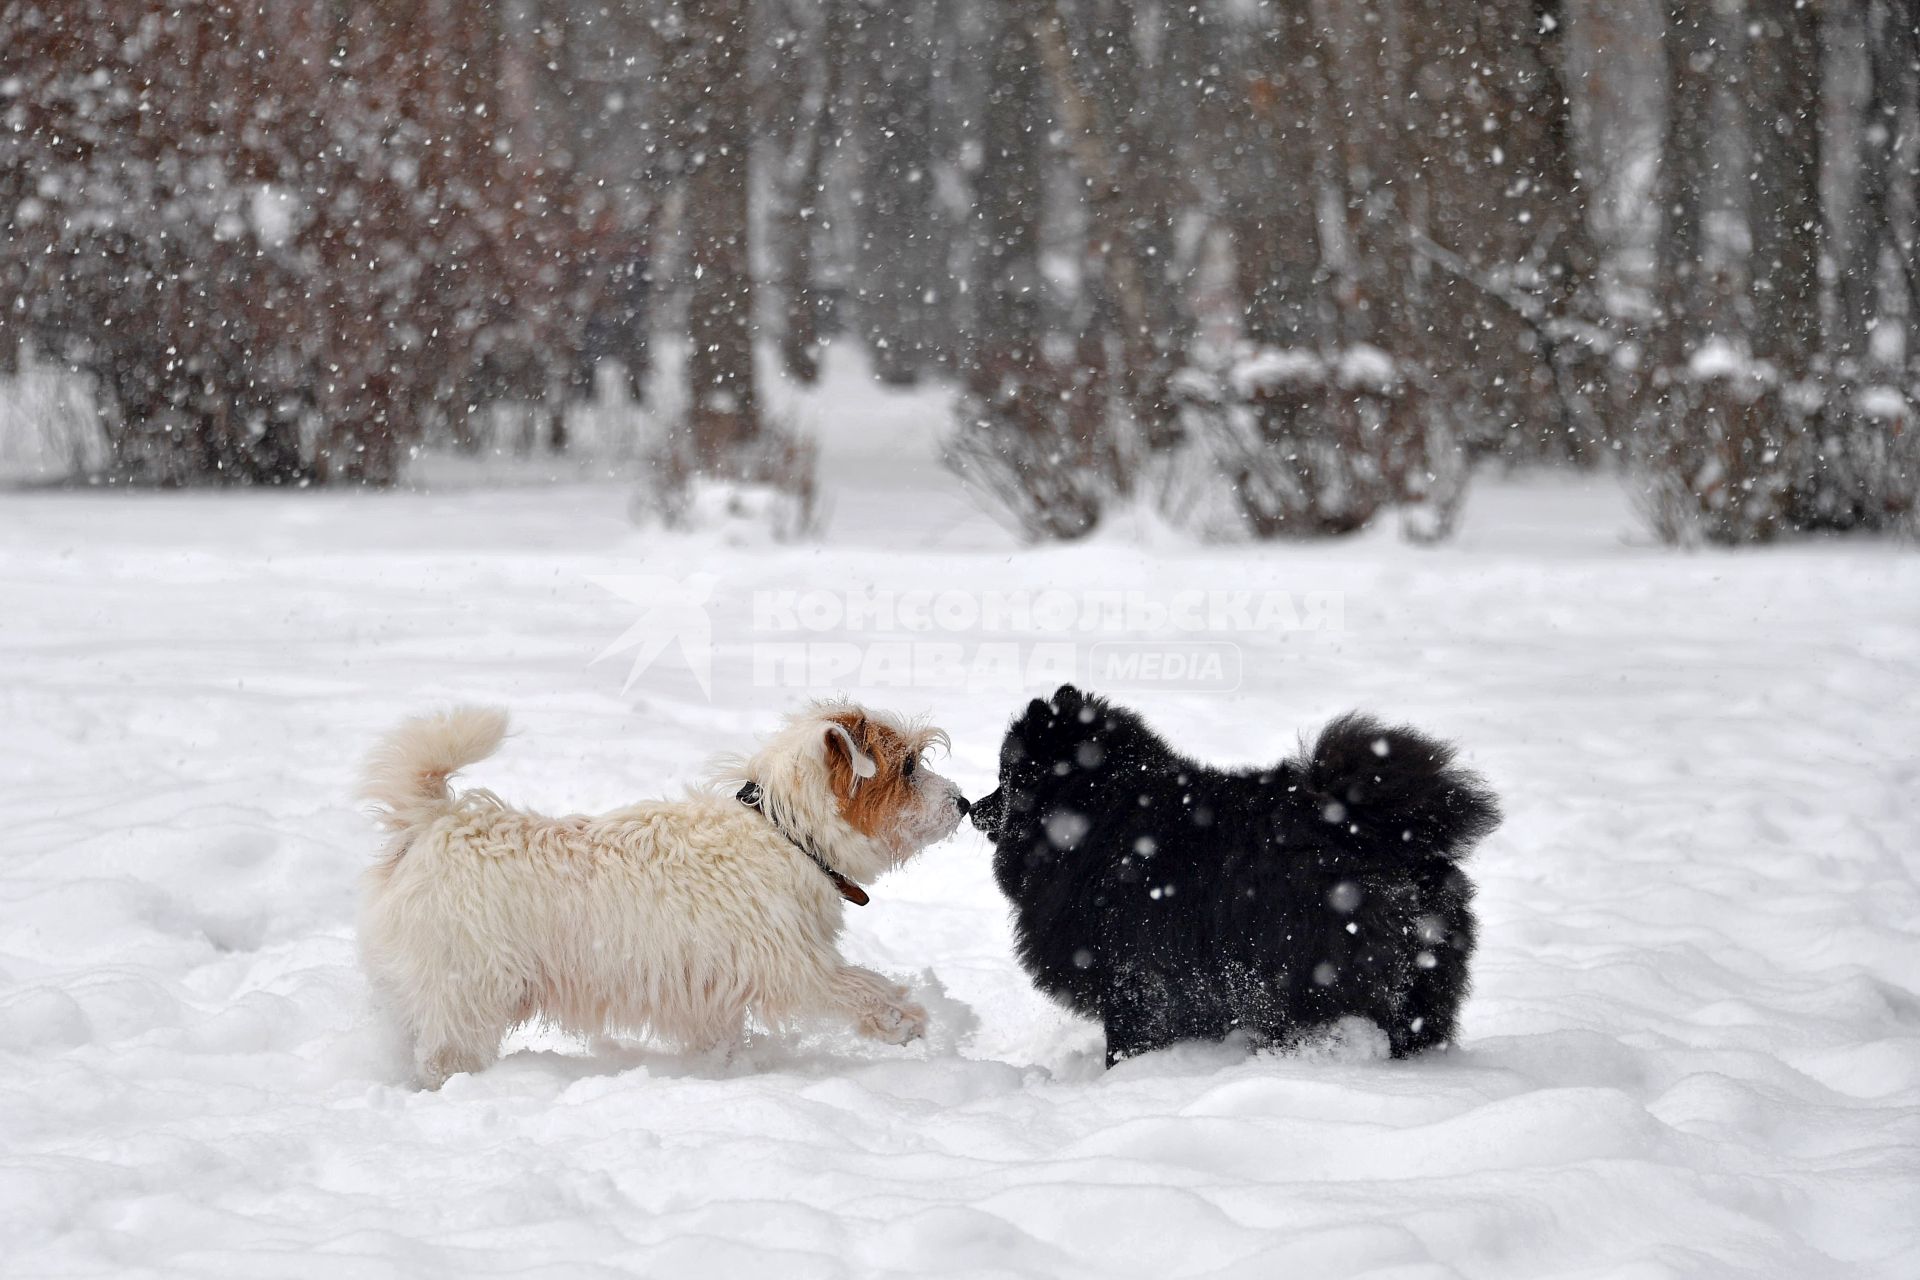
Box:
[824,722,878,788]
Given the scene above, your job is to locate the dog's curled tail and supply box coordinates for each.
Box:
[361,706,509,833]
[1300,712,1501,865]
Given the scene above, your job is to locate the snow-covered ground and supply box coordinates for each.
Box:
[3,355,1918,1277]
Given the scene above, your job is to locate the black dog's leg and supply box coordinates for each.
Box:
[1100,970,1183,1068]
[1386,977,1458,1057]
[1386,871,1477,1057]
[1103,1013,1166,1068]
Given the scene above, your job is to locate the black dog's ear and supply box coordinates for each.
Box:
[1052,684,1082,709]
[1023,696,1053,723]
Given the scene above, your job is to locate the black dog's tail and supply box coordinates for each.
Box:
[1296,713,1501,867]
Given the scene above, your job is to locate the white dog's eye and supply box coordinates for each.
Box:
[903,756,917,778]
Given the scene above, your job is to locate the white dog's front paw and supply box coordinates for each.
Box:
[865,1000,928,1046]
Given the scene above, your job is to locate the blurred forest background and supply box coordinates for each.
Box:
[0,0,1914,543]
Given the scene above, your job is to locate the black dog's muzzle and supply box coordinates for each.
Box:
[967,788,1003,838]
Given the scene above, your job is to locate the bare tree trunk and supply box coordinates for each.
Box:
[1350,1,1426,357]
[1747,0,1823,374]
[1835,0,1886,370]
[945,0,1102,542]
[679,0,759,465]
[1639,0,1821,542]
[1530,0,1609,459]
[853,0,943,384]
[1033,3,1179,449]
[1534,0,1599,318]
[1232,9,1325,349]
[1877,0,1920,385]
[1394,0,1601,458]
[967,0,1046,401]
[0,109,20,374]
[1656,0,1718,369]
[1073,0,1185,431]
[0,4,21,377]
[772,0,844,385]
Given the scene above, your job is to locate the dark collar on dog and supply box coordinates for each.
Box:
[735,781,869,907]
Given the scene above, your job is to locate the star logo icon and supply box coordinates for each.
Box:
[589,572,717,698]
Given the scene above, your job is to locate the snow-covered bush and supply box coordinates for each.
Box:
[634,418,822,543]
[1189,347,1388,538]
[945,343,1476,546]
[1788,384,1918,534]
[1633,341,1917,544]
[1633,343,1800,545]
[944,360,1114,543]
[0,351,110,483]
[944,421,1106,543]
[1161,346,1471,544]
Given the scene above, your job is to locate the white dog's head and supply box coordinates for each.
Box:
[731,701,966,885]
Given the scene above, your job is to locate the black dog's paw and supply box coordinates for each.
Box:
[1022,684,1084,728]
[1101,1015,1160,1069]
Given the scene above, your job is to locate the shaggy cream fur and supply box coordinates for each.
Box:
[358,703,965,1088]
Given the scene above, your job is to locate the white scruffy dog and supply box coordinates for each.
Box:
[358,703,966,1088]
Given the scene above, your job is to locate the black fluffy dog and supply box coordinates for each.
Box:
[969,685,1500,1066]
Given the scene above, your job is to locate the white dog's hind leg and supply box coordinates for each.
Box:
[416,1034,500,1091]
[397,968,526,1090]
[828,965,928,1045]
[679,999,749,1059]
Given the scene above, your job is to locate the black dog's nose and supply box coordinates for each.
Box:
[967,788,1001,834]
[954,794,971,816]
